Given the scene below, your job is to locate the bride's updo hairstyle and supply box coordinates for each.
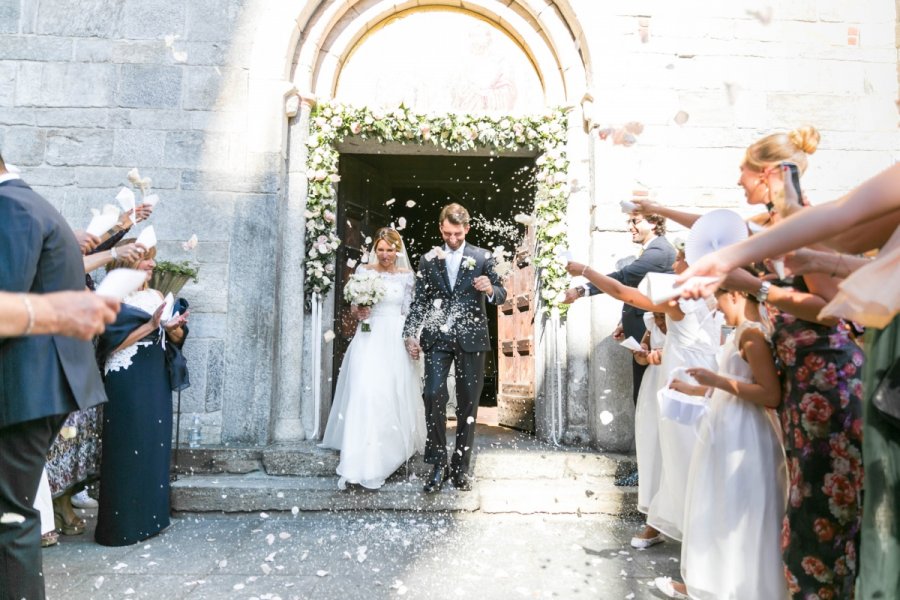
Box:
[743,125,820,175]
[372,227,403,253]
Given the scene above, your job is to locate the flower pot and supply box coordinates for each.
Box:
[150,271,192,296]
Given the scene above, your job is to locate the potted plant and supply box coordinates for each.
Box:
[150,234,199,296]
[150,260,199,296]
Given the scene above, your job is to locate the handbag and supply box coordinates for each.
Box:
[872,357,900,428]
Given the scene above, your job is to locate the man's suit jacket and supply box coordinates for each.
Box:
[0,179,107,427]
[587,235,676,340]
[403,243,507,353]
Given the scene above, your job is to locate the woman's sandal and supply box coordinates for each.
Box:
[53,504,85,536]
[41,531,59,547]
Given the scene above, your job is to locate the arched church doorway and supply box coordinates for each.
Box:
[331,151,538,430]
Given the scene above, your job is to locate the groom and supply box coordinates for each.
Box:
[403,203,506,493]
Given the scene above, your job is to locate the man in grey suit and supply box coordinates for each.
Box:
[403,203,507,493]
[0,153,110,600]
[564,213,676,404]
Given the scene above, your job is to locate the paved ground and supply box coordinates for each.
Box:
[44,509,682,599]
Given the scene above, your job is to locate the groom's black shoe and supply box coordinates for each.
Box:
[423,465,449,494]
[451,472,473,491]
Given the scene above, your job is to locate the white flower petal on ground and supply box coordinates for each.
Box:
[385,198,396,206]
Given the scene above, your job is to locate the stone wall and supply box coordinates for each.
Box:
[1,0,897,449]
[0,0,272,445]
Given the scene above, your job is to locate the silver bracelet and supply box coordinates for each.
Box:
[110,247,118,260]
[20,294,35,336]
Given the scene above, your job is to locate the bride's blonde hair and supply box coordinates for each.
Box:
[743,125,820,175]
[371,227,402,253]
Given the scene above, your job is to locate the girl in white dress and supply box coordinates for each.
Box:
[632,312,667,546]
[567,249,720,543]
[658,288,788,600]
[320,228,426,489]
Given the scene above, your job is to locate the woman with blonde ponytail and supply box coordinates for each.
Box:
[634,127,864,599]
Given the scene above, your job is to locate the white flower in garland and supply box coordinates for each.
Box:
[303,102,572,313]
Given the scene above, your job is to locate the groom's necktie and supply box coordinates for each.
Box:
[446,248,461,289]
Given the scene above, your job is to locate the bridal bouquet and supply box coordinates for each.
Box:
[343,271,386,332]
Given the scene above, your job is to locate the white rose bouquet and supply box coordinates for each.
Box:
[343,270,386,332]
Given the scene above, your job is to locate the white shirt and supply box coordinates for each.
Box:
[445,242,466,290]
[0,172,21,185]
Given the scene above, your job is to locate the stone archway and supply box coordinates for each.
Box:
[243,0,599,447]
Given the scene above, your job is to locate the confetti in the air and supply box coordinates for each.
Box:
[323,330,336,343]
[406,200,416,207]
[599,411,614,425]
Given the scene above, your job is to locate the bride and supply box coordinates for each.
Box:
[320,227,426,489]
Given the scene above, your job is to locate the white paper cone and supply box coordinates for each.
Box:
[86,213,118,237]
[136,225,157,250]
[115,188,136,216]
[95,269,147,300]
[619,336,644,352]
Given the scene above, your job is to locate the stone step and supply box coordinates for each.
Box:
[170,472,638,515]
[173,443,636,480]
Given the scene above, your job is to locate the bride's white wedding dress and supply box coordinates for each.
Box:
[320,268,426,489]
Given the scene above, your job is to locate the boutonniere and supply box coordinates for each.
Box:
[463,256,477,270]
[425,247,447,261]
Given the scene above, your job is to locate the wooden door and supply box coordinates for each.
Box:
[331,155,391,392]
[496,228,536,431]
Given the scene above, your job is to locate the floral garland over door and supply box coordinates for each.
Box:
[304,103,571,313]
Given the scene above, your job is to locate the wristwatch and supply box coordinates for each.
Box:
[756,280,772,304]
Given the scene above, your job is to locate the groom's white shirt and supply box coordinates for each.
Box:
[444,241,466,289]
[444,241,493,302]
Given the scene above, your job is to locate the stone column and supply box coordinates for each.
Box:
[271,92,315,443]
[562,112,592,446]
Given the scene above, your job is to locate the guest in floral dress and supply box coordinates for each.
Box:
[771,302,864,598]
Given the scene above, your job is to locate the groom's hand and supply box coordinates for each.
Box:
[473,275,493,296]
[404,337,421,360]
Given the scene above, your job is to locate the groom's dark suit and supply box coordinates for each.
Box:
[0,178,107,600]
[403,243,506,477]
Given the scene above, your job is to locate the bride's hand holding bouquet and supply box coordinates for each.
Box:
[344,270,386,332]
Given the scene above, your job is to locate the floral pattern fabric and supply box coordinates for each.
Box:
[46,406,103,496]
[771,307,864,599]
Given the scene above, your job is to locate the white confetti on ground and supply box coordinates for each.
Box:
[265,551,277,562]
[599,411,614,425]
[316,570,329,577]
[94,576,105,590]
[260,563,272,575]
[406,200,416,207]
[112,562,128,570]
[124,588,135,595]
[278,532,291,540]
[265,533,275,545]
[385,198,395,206]
[259,512,269,519]
[233,583,245,591]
